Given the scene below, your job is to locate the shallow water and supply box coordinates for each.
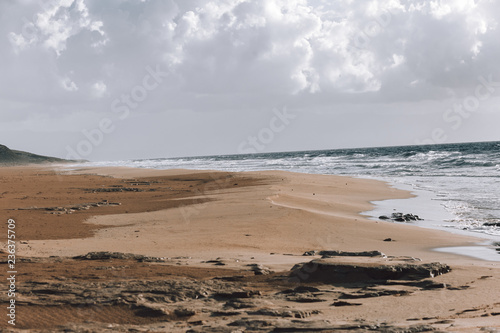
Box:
[362,183,500,261]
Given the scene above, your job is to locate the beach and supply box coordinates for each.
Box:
[1,166,499,332]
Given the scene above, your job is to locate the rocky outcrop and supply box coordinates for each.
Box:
[303,250,385,257]
[290,259,450,284]
[73,251,167,262]
[247,263,274,275]
[16,201,121,215]
[6,252,461,332]
[320,250,386,258]
[379,212,423,222]
[84,187,151,193]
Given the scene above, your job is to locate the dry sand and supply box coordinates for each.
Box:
[0,166,499,332]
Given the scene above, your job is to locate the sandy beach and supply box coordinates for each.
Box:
[1,166,499,332]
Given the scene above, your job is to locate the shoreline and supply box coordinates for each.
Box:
[1,165,492,264]
[68,165,500,263]
[363,181,500,262]
[66,162,500,258]
[2,165,492,265]
[1,165,499,331]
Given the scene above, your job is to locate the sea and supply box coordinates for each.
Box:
[76,141,500,261]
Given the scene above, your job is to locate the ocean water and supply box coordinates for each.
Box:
[77,141,500,259]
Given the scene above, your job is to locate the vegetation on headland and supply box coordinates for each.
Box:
[0,144,77,165]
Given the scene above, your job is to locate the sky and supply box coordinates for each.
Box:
[1,0,500,161]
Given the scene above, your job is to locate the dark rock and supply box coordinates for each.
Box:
[73,252,141,260]
[285,295,327,303]
[384,212,424,222]
[303,250,319,256]
[187,328,241,333]
[483,222,500,227]
[420,282,447,289]
[390,280,448,290]
[292,286,321,293]
[138,256,167,263]
[405,324,437,332]
[205,259,223,263]
[174,308,196,317]
[272,321,435,332]
[392,212,403,219]
[247,263,274,275]
[340,289,412,299]
[403,214,414,221]
[247,309,320,318]
[254,268,273,275]
[212,276,246,282]
[214,291,261,299]
[228,319,274,328]
[224,299,260,309]
[446,285,469,290]
[383,238,394,242]
[293,310,321,319]
[279,286,321,295]
[84,187,146,193]
[319,250,386,258]
[331,301,362,306]
[211,310,241,317]
[247,309,293,318]
[290,259,451,284]
[186,327,236,333]
[19,202,121,214]
[72,251,165,263]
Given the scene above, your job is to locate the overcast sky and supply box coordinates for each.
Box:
[1,0,499,161]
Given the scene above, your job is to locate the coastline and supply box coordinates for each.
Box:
[1,165,499,331]
[363,181,500,262]
[16,165,485,263]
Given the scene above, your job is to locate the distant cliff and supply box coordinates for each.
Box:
[0,144,73,165]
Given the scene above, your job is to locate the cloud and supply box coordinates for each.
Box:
[91,80,107,98]
[8,0,107,56]
[1,0,499,159]
[3,0,499,107]
[61,76,78,91]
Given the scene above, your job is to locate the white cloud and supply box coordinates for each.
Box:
[61,77,78,92]
[8,0,107,56]
[1,0,500,159]
[5,0,498,103]
[91,81,107,98]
